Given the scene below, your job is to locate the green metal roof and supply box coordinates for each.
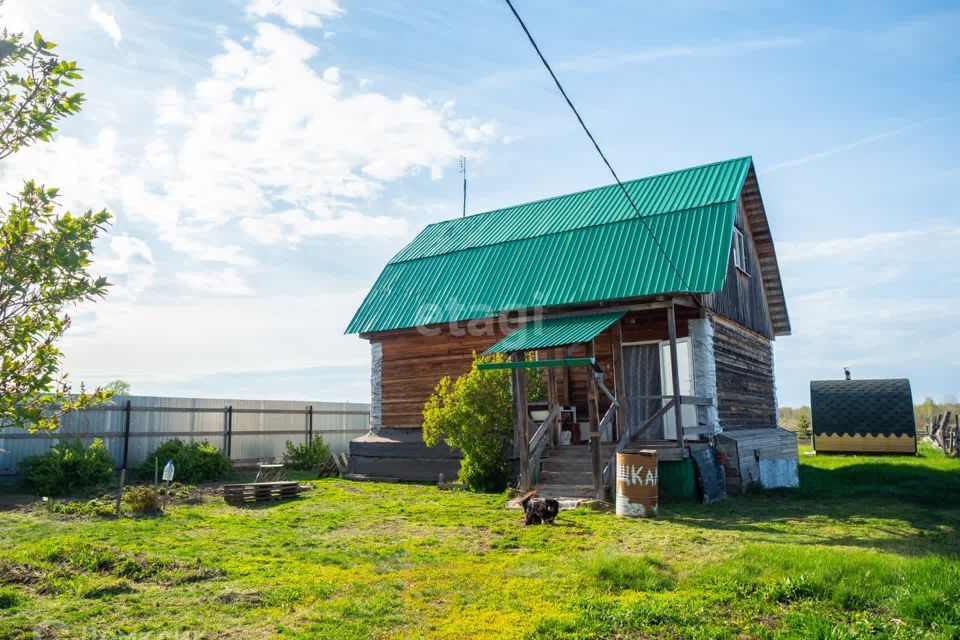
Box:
[483,311,625,354]
[392,156,751,263]
[347,157,752,335]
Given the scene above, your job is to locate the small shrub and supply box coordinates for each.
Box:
[796,413,811,438]
[155,482,197,500]
[50,497,116,517]
[138,439,231,483]
[121,486,163,515]
[17,438,115,497]
[284,437,333,472]
[764,575,818,603]
[0,586,24,610]
[422,352,544,492]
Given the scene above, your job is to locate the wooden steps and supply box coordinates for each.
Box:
[534,444,606,499]
[532,483,595,498]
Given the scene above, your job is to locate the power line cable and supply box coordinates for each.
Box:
[502,0,694,293]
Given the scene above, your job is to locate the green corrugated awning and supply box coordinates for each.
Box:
[483,311,625,354]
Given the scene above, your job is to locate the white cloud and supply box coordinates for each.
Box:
[239,209,409,245]
[780,287,960,367]
[244,0,343,28]
[88,3,122,46]
[322,66,340,83]
[0,128,120,213]
[130,21,494,252]
[95,235,155,299]
[778,230,923,265]
[0,0,496,401]
[0,19,495,267]
[62,290,368,385]
[178,268,252,295]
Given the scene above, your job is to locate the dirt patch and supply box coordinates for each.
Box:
[0,544,223,594]
[216,589,265,606]
[331,483,365,495]
[0,560,55,585]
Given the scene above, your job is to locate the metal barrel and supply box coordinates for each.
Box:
[615,449,658,518]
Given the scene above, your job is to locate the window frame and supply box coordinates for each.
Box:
[732,227,747,274]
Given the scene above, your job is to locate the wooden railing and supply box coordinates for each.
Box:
[601,395,715,488]
[528,405,560,481]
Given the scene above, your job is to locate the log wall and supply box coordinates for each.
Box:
[712,314,777,429]
[365,307,701,430]
[371,323,506,429]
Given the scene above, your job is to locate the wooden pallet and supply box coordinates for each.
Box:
[223,481,301,505]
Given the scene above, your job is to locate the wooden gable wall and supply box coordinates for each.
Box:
[702,197,774,339]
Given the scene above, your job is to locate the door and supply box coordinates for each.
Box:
[621,343,664,440]
[659,338,696,440]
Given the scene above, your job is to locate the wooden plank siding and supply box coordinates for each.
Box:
[702,197,774,339]
[712,314,777,429]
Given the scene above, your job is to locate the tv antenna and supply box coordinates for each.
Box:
[459,155,467,217]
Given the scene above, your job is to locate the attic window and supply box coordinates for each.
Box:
[732,228,747,273]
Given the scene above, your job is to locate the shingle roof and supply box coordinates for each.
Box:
[810,379,916,438]
[347,157,781,335]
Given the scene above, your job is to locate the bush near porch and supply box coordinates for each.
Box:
[0,444,957,639]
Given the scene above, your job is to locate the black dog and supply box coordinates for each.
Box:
[520,491,560,525]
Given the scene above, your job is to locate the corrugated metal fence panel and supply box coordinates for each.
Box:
[0,395,369,476]
[347,202,736,334]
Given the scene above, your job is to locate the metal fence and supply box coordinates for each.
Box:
[0,395,370,476]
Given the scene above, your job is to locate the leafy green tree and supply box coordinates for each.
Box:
[0,29,83,158]
[796,413,811,438]
[106,380,131,395]
[422,352,543,492]
[0,26,112,431]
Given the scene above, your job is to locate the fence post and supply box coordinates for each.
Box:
[307,405,314,445]
[224,405,233,459]
[121,400,132,470]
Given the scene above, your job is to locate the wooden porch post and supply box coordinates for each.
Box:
[547,353,559,448]
[666,301,684,454]
[510,351,532,491]
[586,341,603,500]
[611,319,627,442]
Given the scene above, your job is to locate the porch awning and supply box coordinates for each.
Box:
[483,311,625,354]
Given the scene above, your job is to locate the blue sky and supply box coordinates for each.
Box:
[4,0,959,407]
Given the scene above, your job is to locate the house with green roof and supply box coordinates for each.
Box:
[346,156,798,498]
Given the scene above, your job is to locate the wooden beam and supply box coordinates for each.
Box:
[666,302,684,453]
[586,341,603,500]
[611,318,627,443]
[477,357,597,371]
[509,352,530,490]
[507,296,701,324]
[516,353,532,491]
[547,363,559,448]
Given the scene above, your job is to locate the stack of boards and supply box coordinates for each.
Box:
[223,481,301,504]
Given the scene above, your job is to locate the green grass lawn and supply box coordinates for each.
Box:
[1,444,958,639]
